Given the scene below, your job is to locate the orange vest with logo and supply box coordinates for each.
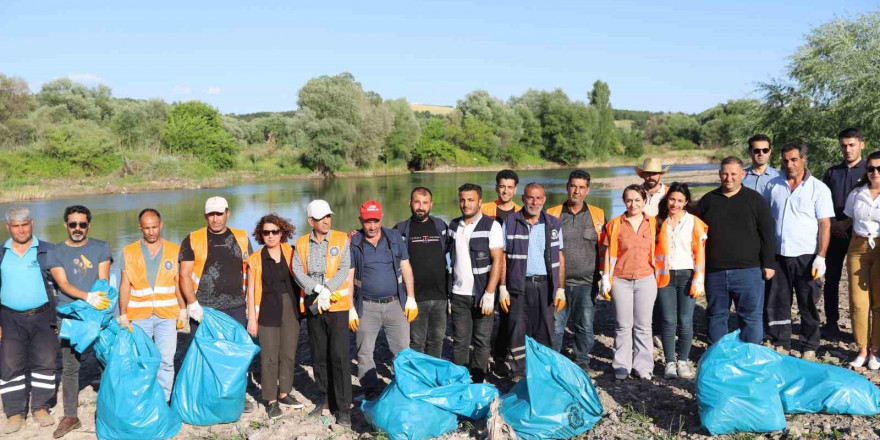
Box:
[655,215,708,296]
[480,200,521,218]
[545,203,606,244]
[188,227,250,294]
[295,231,351,313]
[246,243,295,313]
[123,240,180,320]
[602,215,657,290]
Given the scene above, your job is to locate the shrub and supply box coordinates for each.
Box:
[670,138,697,150]
[44,120,121,176]
[161,101,239,170]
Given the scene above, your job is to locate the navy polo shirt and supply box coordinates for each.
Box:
[359,236,409,299]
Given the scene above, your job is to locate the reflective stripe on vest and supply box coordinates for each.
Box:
[189,227,249,293]
[295,230,351,313]
[123,240,180,320]
[449,215,494,299]
[655,215,708,296]
[602,215,657,291]
[245,243,294,314]
[504,211,562,299]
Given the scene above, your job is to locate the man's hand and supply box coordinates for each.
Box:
[176,309,188,329]
[404,297,419,322]
[329,286,347,302]
[812,255,826,280]
[692,282,705,299]
[187,301,204,322]
[247,317,258,338]
[117,314,133,332]
[554,288,566,312]
[499,286,511,313]
[317,286,332,313]
[86,291,111,310]
[480,292,495,315]
[763,268,775,280]
[349,307,360,332]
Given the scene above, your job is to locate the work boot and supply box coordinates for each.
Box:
[52,416,81,438]
[3,415,24,434]
[33,408,55,427]
[335,411,351,427]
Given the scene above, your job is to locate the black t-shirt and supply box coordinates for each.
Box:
[259,249,297,327]
[495,207,514,225]
[179,229,250,310]
[406,219,448,301]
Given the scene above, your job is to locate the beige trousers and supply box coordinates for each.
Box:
[846,236,880,350]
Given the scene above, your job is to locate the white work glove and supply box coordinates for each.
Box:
[317,286,332,313]
[480,292,495,315]
[349,307,360,331]
[812,255,826,280]
[404,297,419,322]
[187,300,204,322]
[117,313,133,332]
[554,288,566,312]
[691,281,705,299]
[498,286,511,313]
[601,273,612,300]
[176,309,188,329]
[86,290,111,310]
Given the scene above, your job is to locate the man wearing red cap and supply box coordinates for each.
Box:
[350,200,417,400]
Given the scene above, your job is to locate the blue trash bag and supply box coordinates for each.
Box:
[775,355,880,415]
[500,337,603,440]
[362,349,499,440]
[171,308,260,425]
[96,325,182,440]
[57,279,119,353]
[93,319,121,366]
[696,330,786,435]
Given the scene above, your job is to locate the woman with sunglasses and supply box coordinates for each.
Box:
[654,182,707,380]
[245,214,304,418]
[601,184,658,380]
[844,151,880,371]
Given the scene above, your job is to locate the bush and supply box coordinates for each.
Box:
[161,101,239,170]
[670,138,697,150]
[44,120,121,176]
[620,128,645,157]
[409,139,456,170]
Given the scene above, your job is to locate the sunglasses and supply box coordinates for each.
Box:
[67,221,89,229]
[751,148,771,155]
[261,229,282,236]
[867,166,880,174]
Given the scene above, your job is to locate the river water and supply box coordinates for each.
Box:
[0,163,716,275]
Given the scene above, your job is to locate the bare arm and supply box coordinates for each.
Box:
[486,248,503,293]
[817,217,831,258]
[400,259,415,298]
[98,260,110,281]
[49,267,89,301]
[246,265,257,319]
[500,252,507,287]
[118,271,131,315]
[175,274,184,309]
[179,260,197,304]
[558,251,566,285]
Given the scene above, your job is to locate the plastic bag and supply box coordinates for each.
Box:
[93,319,121,366]
[57,279,119,353]
[500,337,603,440]
[775,355,880,415]
[696,330,786,435]
[171,308,260,425]
[96,325,182,440]
[362,348,499,440]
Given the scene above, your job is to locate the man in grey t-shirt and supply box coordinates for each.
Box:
[47,205,111,438]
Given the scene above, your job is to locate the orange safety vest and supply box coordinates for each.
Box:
[602,214,657,290]
[545,203,606,244]
[480,200,521,218]
[294,230,351,313]
[122,240,180,320]
[245,243,294,313]
[188,227,250,294]
[655,215,708,296]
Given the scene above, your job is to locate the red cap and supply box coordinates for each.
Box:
[360,200,383,220]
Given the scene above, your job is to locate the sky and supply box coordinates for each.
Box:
[1,0,877,115]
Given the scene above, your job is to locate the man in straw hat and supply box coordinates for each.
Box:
[634,158,670,217]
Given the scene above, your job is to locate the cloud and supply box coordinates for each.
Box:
[172,85,191,95]
[207,87,221,95]
[68,73,106,84]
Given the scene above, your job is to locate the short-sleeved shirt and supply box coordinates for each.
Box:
[120,240,164,290]
[179,229,253,310]
[452,213,504,296]
[764,173,835,257]
[359,233,409,299]
[406,219,448,301]
[643,183,667,217]
[615,217,654,280]
[47,238,112,307]
[844,186,880,242]
[0,238,49,311]
[559,204,600,286]
[494,207,515,225]
[501,217,564,277]
[743,166,780,197]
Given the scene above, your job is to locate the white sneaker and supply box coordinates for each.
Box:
[868,355,880,370]
[664,362,678,379]
[850,356,867,369]
[677,360,695,379]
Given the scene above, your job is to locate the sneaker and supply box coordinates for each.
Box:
[850,355,867,368]
[52,416,81,438]
[266,401,282,420]
[614,372,628,381]
[243,398,254,413]
[637,371,652,381]
[33,408,55,427]
[868,355,880,370]
[278,394,305,409]
[676,361,695,379]
[653,336,663,351]
[664,362,678,379]
[801,350,817,362]
[335,411,351,427]
[3,414,24,434]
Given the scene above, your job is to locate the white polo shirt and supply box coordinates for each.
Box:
[451,213,504,296]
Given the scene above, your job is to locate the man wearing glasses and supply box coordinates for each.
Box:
[743,134,780,196]
[47,205,112,438]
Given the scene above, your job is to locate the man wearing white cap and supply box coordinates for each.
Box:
[635,158,670,217]
[178,196,255,411]
[290,200,354,426]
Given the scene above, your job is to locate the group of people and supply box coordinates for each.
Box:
[0,127,876,435]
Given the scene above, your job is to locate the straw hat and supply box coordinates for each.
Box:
[634,158,670,177]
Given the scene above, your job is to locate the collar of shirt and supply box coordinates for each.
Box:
[309,231,329,244]
[462,212,485,226]
[3,236,39,250]
[563,202,588,216]
[746,166,779,177]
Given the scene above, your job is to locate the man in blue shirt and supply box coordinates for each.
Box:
[763,143,834,360]
[743,134,780,196]
[0,207,57,433]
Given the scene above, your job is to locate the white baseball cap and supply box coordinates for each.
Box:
[307,200,334,220]
[204,196,229,214]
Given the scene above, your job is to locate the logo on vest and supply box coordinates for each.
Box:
[242,251,248,259]
[551,229,559,240]
[164,260,173,270]
[477,251,487,259]
[330,246,340,257]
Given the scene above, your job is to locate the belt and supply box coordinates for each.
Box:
[525,275,548,282]
[2,303,50,315]
[362,296,398,304]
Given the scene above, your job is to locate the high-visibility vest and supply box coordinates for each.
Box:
[122,240,180,320]
[655,214,708,296]
[545,203,606,245]
[295,230,351,313]
[480,200,521,219]
[602,214,657,290]
[245,243,294,314]
[188,227,250,294]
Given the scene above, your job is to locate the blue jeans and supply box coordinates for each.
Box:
[657,270,695,362]
[705,267,765,344]
[133,315,178,401]
[552,285,595,363]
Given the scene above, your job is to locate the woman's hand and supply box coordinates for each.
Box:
[247,318,258,338]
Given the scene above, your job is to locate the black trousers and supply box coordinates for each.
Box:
[450,295,493,379]
[765,254,822,351]
[506,277,554,375]
[823,236,849,328]
[1,306,58,417]
[491,295,510,364]
[306,310,351,414]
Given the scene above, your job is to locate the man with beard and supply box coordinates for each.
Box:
[117,209,186,401]
[0,207,58,433]
[636,158,670,217]
[47,205,112,438]
[394,187,449,358]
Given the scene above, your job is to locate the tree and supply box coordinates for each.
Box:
[37,78,113,121]
[161,101,239,169]
[620,127,644,158]
[385,98,420,161]
[0,74,34,122]
[588,80,618,156]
